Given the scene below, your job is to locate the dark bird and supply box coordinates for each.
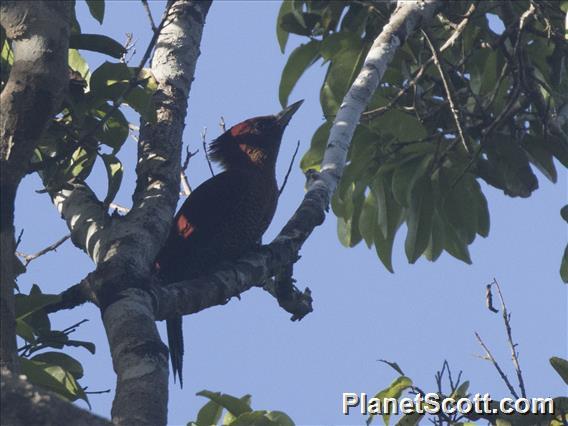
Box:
[155,100,303,387]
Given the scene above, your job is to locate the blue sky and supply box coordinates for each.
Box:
[14,2,567,425]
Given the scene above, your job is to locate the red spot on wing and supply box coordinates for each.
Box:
[177,214,195,239]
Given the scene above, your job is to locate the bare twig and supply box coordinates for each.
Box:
[219,116,226,133]
[201,127,215,176]
[485,283,499,313]
[16,234,70,267]
[362,2,477,120]
[474,331,519,399]
[15,229,24,250]
[422,29,471,154]
[279,140,300,197]
[84,388,111,395]
[141,0,157,32]
[180,146,198,197]
[489,278,527,398]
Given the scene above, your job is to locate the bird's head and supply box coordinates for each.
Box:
[208,100,303,171]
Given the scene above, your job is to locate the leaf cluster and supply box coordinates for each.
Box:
[1,0,156,206]
[15,285,96,406]
[277,1,568,276]
[188,390,295,426]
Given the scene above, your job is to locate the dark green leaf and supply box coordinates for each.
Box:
[378,359,405,376]
[197,390,252,418]
[279,11,310,36]
[101,154,123,206]
[20,357,89,405]
[561,245,568,283]
[368,109,427,142]
[522,134,557,183]
[391,155,432,208]
[32,352,84,380]
[90,61,132,96]
[562,205,568,223]
[405,176,434,264]
[320,37,367,116]
[276,1,293,53]
[300,121,330,172]
[66,340,96,354]
[425,209,445,262]
[93,105,129,150]
[279,40,320,108]
[86,0,105,24]
[442,215,472,264]
[440,170,478,245]
[16,319,36,343]
[15,285,60,320]
[70,34,125,59]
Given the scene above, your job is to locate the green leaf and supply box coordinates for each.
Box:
[279,11,310,36]
[66,340,96,354]
[279,40,320,108]
[276,1,293,53]
[442,216,472,264]
[195,399,223,426]
[337,192,364,248]
[70,34,125,59]
[561,245,568,283]
[474,186,490,238]
[522,134,557,183]
[68,49,89,79]
[86,0,105,24]
[440,171,478,245]
[550,357,568,384]
[367,376,413,426]
[197,391,252,418]
[368,109,427,142]
[101,154,123,206]
[264,411,295,426]
[230,411,273,426]
[31,352,84,380]
[90,61,132,97]
[15,285,60,321]
[391,155,432,208]
[372,173,404,272]
[425,209,444,262]
[405,176,434,264]
[92,104,129,150]
[359,191,378,248]
[16,319,36,343]
[19,357,89,406]
[300,121,331,172]
[561,205,568,223]
[320,36,367,116]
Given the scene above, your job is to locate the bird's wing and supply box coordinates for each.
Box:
[155,170,254,279]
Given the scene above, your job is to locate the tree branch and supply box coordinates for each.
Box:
[1,368,112,426]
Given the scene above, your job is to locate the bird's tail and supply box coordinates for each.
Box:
[166,316,184,388]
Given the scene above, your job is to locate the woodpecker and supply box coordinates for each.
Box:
[155,100,303,387]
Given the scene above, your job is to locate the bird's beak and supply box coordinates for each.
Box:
[276,100,304,128]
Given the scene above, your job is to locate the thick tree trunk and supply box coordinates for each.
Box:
[0,0,71,374]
